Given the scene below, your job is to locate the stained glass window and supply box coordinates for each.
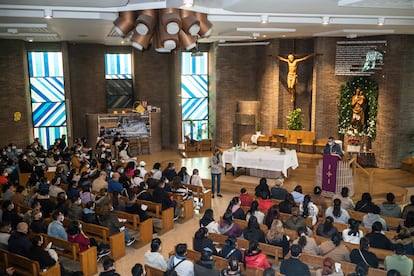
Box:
[28,52,67,148]
[105,53,133,108]
[181,52,208,141]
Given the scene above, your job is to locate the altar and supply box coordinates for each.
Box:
[222,147,299,177]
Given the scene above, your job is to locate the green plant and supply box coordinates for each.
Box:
[286,108,304,130]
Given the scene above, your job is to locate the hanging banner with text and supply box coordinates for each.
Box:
[335,40,387,76]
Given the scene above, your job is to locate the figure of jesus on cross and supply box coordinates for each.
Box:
[275,53,316,103]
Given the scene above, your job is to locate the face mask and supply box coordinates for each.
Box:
[79,223,82,229]
[56,152,60,155]
[328,142,334,146]
[120,169,124,174]
[60,215,65,222]
[3,173,8,177]
[110,206,114,212]
[22,156,27,160]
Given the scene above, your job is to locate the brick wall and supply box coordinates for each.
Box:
[0,40,32,147]
[0,36,413,168]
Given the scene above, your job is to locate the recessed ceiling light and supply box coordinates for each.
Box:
[261,15,268,24]
[44,9,52,19]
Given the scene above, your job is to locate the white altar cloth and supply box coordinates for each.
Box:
[222,147,299,176]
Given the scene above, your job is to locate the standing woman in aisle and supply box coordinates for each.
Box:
[210,148,223,198]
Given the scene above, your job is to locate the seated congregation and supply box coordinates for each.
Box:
[0,136,211,275]
[143,179,413,276]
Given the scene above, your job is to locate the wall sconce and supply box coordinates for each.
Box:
[113,11,137,36]
[322,16,329,25]
[260,15,268,24]
[378,17,385,26]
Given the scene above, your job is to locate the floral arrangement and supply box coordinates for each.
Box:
[338,76,378,140]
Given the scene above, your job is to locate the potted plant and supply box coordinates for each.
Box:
[286,108,304,130]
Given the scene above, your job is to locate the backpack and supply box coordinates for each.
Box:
[164,258,185,276]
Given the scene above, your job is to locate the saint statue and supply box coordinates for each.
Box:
[276,53,316,103]
[351,87,367,132]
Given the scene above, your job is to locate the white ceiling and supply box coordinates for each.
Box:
[0,0,413,45]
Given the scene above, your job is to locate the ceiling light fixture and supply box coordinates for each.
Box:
[113,9,212,52]
[113,11,137,36]
[260,15,268,24]
[44,9,52,19]
[135,10,157,36]
[322,16,329,25]
[378,17,385,26]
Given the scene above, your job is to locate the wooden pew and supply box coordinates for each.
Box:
[0,248,61,276]
[236,238,280,265]
[115,211,153,243]
[169,248,228,271]
[183,183,212,211]
[80,222,126,260]
[314,234,414,270]
[209,232,282,265]
[347,209,403,231]
[170,193,194,221]
[144,264,165,276]
[40,234,98,276]
[169,248,263,276]
[279,212,314,228]
[233,218,268,233]
[18,172,32,186]
[59,217,126,261]
[299,252,387,276]
[137,199,174,231]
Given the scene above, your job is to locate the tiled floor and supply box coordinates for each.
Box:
[93,150,414,275]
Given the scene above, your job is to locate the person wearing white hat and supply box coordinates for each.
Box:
[139,161,147,178]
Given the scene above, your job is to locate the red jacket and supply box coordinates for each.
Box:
[244,252,271,269]
[258,199,273,212]
[239,193,253,207]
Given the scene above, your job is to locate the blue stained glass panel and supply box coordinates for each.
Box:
[105,54,132,76]
[181,52,208,75]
